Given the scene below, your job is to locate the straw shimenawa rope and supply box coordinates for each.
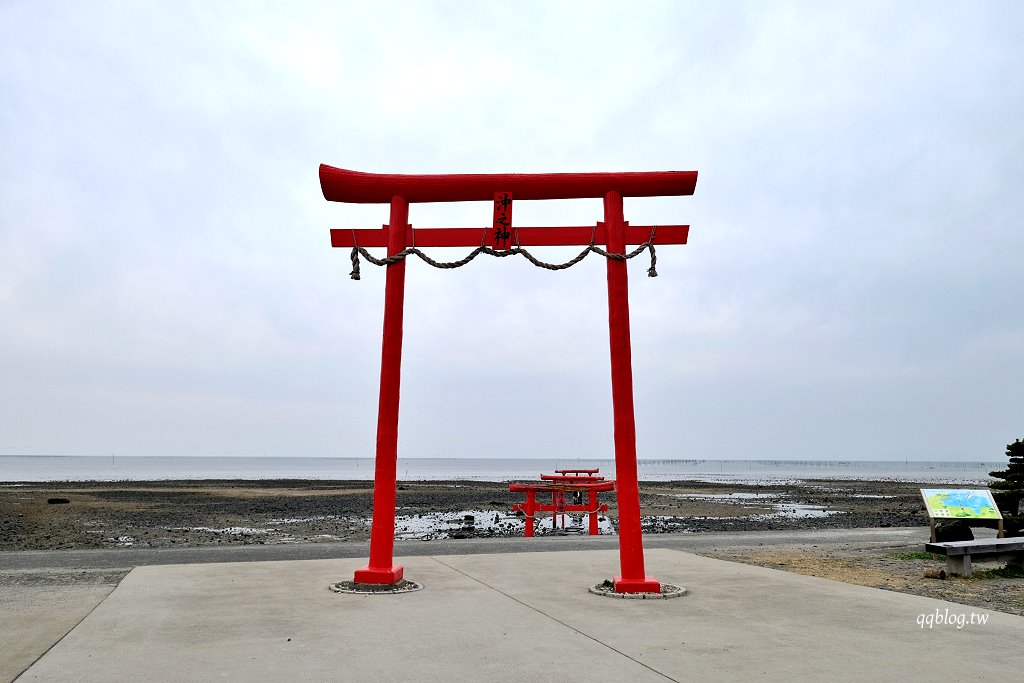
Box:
[348,228,659,280]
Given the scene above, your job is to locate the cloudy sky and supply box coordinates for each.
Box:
[1,1,1021,461]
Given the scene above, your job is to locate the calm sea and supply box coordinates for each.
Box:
[0,456,1002,485]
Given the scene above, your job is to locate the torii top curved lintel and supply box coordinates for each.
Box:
[319,164,698,204]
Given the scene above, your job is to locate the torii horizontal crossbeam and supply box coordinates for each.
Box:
[320,165,698,204]
[330,224,689,248]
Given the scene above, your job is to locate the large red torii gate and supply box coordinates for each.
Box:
[321,165,697,593]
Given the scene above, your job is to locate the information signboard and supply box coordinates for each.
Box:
[920,488,1004,541]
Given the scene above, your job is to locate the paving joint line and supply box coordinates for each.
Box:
[428,556,679,683]
[12,581,120,681]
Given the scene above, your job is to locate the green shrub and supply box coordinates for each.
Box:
[973,565,1024,580]
[990,438,1024,516]
[888,551,944,561]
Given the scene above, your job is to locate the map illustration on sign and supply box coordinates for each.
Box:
[920,489,1002,519]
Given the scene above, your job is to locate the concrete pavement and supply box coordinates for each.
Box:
[0,580,117,683]
[10,547,1024,682]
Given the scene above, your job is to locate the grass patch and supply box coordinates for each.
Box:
[973,566,1024,580]
[888,551,944,561]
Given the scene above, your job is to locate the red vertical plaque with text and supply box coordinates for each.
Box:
[493,192,513,249]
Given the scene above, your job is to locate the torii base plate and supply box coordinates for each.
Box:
[613,575,662,594]
[353,564,404,585]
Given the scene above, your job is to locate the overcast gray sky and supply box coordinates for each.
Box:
[1,1,1021,461]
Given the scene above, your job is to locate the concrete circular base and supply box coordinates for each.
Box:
[589,583,686,599]
[330,579,423,595]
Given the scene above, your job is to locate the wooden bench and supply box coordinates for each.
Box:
[924,538,1024,577]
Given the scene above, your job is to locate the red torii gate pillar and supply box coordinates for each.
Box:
[602,190,655,592]
[356,194,409,585]
[321,165,697,593]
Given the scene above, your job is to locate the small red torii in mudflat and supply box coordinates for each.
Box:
[511,468,614,536]
[321,165,697,594]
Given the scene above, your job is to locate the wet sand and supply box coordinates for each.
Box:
[1,478,948,551]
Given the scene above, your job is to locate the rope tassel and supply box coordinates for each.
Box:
[349,248,361,280]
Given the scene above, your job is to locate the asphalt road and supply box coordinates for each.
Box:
[0,527,929,572]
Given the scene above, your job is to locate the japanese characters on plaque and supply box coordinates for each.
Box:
[492,192,513,248]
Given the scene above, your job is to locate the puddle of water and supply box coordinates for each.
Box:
[162,519,363,543]
[529,514,615,536]
[670,492,843,519]
[810,487,893,499]
[391,509,614,539]
[393,509,517,539]
[755,503,843,519]
[269,515,346,524]
[675,492,780,500]
[168,526,274,535]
